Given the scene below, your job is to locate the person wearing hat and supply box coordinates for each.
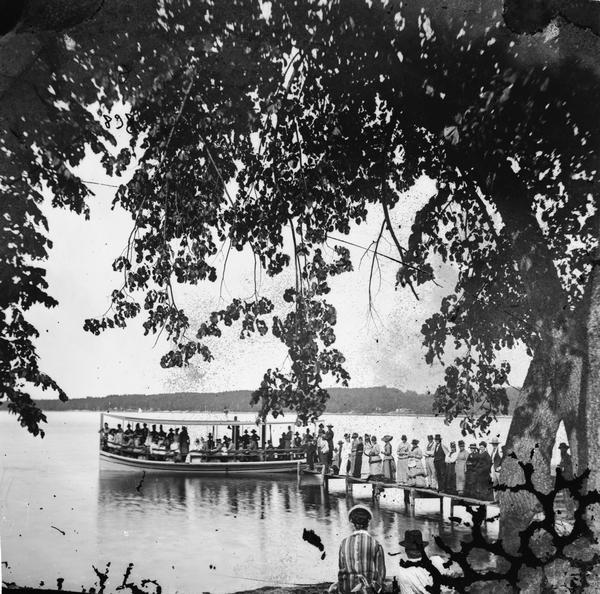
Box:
[490,438,502,501]
[203,431,212,450]
[353,436,364,479]
[424,435,436,489]
[293,432,302,448]
[178,426,190,461]
[433,434,448,492]
[407,456,428,488]
[166,428,176,452]
[325,424,335,466]
[368,436,383,479]
[317,431,330,474]
[397,435,410,485]
[221,435,232,454]
[363,434,372,478]
[305,435,317,470]
[99,422,110,450]
[248,429,259,452]
[395,530,449,593]
[349,433,358,476]
[477,441,493,500]
[557,442,573,481]
[149,424,158,441]
[455,440,468,495]
[557,443,574,517]
[381,435,396,482]
[409,439,423,469]
[340,433,351,476]
[333,504,386,594]
[211,437,222,454]
[464,444,479,498]
[332,440,344,475]
[169,428,180,455]
[445,441,457,494]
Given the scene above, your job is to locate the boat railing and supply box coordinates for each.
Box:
[102,442,306,462]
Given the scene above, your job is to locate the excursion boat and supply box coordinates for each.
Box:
[98,412,306,475]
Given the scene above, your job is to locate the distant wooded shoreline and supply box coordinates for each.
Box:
[34,386,520,416]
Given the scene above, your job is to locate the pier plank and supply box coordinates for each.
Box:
[300,469,496,519]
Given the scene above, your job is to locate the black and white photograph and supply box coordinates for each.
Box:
[1,0,600,592]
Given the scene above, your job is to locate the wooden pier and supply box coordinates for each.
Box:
[300,468,497,518]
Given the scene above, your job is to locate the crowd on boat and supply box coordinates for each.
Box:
[99,421,305,462]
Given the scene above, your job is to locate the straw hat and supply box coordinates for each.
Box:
[382,435,393,442]
[348,504,373,522]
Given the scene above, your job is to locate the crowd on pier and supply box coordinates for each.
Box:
[304,425,574,502]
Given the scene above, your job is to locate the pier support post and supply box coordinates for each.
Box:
[409,489,416,515]
[345,476,353,495]
[439,495,444,517]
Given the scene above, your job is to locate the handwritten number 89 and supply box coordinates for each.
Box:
[101,113,135,133]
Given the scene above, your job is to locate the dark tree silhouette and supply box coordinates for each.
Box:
[1,1,599,584]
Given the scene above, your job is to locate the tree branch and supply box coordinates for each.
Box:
[368,219,386,314]
[382,197,419,300]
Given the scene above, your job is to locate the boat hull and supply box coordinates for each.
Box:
[100,450,305,475]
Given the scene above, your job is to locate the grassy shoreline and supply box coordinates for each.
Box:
[1,584,332,594]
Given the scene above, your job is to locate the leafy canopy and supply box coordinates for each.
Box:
[2,0,598,433]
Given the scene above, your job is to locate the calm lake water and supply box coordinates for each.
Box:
[1,410,564,593]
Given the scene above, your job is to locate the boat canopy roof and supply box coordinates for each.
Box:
[100,412,301,427]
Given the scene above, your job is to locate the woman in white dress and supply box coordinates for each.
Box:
[397,435,410,484]
[382,435,396,482]
[362,434,372,479]
[340,434,351,475]
[368,436,383,478]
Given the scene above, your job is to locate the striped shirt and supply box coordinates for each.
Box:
[338,530,386,593]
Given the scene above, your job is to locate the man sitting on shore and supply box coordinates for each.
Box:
[331,504,386,594]
[395,529,450,593]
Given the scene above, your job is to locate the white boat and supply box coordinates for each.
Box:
[98,412,306,475]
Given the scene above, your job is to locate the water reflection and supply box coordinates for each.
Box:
[97,472,498,587]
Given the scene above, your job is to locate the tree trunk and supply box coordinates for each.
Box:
[498,322,582,591]
[579,234,600,591]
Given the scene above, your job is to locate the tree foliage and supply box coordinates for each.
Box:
[1,0,598,433]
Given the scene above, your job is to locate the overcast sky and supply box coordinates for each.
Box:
[27,142,530,401]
